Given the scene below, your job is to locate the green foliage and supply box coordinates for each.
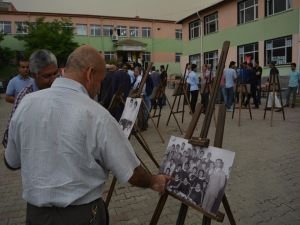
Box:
[16,17,79,66]
[0,33,15,68]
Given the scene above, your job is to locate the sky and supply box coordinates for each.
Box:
[9,0,222,21]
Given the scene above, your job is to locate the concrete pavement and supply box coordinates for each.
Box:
[0,90,299,225]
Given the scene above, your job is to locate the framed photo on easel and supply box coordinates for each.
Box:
[160,136,235,215]
[118,97,142,138]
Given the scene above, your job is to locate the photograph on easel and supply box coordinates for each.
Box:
[118,97,142,137]
[160,136,235,214]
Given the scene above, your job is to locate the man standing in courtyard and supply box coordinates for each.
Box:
[5,59,33,104]
[223,61,237,112]
[4,45,170,225]
[285,62,299,108]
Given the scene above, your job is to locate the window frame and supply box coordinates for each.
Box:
[104,51,115,62]
[238,0,258,24]
[189,19,201,40]
[264,35,292,66]
[0,21,11,34]
[15,21,28,34]
[90,24,101,36]
[141,27,151,38]
[116,25,127,37]
[237,42,259,66]
[265,0,291,16]
[175,53,182,63]
[142,51,151,62]
[129,26,139,37]
[75,24,88,36]
[189,53,201,71]
[175,29,182,40]
[204,50,218,70]
[204,12,218,35]
[103,25,113,37]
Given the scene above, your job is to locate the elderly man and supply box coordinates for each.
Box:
[2,49,58,148]
[4,45,170,225]
[5,59,32,103]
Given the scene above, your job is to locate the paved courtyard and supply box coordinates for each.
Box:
[0,90,300,225]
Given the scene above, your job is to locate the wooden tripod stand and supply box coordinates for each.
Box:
[105,93,160,207]
[232,83,253,126]
[263,71,285,126]
[149,41,236,225]
[166,64,192,126]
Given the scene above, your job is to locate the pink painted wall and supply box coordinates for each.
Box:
[152,52,175,62]
[0,13,181,39]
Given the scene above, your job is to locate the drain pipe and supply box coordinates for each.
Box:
[196,11,203,73]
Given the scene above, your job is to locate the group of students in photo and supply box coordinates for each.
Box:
[161,140,228,213]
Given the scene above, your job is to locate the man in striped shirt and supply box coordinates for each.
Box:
[2,49,58,148]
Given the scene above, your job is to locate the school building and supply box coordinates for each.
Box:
[178,0,300,77]
[0,2,183,74]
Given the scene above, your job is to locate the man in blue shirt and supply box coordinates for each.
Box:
[285,62,300,108]
[5,59,33,104]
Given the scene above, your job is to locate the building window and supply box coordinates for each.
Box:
[75,24,87,36]
[266,0,291,16]
[204,12,218,34]
[189,20,200,40]
[129,26,139,37]
[116,26,127,37]
[175,53,182,63]
[103,25,113,36]
[175,29,182,40]
[238,42,258,65]
[142,27,151,38]
[143,52,151,62]
[238,0,258,24]
[15,22,28,34]
[189,53,201,71]
[90,24,101,36]
[204,50,218,70]
[265,36,292,65]
[0,21,11,34]
[104,51,115,62]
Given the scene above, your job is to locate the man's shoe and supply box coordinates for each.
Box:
[284,104,289,107]
[291,104,295,108]
[275,108,282,112]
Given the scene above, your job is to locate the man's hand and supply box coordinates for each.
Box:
[150,174,172,194]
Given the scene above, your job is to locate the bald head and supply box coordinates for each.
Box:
[64,45,105,98]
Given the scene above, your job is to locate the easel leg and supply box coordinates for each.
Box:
[166,95,178,126]
[133,132,160,168]
[142,100,165,143]
[238,86,242,126]
[105,176,117,207]
[202,216,212,225]
[166,96,183,134]
[222,194,237,225]
[176,204,188,225]
[149,193,169,225]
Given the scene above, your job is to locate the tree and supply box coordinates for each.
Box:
[0,33,14,67]
[16,17,79,66]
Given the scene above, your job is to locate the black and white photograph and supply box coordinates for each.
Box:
[160,136,235,214]
[118,97,142,137]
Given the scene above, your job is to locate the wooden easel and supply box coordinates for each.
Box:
[263,70,285,126]
[105,85,160,207]
[130,62,165,142]
[166,64,192,126]
[232,83,252,126]
[150,41,236,225]
[150,68,183,134]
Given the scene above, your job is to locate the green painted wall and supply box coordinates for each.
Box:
[183,8,299,55]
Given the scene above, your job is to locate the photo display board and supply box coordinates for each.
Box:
[118,97,142,137]
[160,136,235,214]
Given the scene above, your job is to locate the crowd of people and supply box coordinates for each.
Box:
[184,60,299,113]
[160,140,228,213]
